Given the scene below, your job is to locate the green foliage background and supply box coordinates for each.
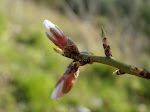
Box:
[0,0,150,112]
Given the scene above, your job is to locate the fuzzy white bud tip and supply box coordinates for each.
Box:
[51,80,64,100]
[43,19,62,40]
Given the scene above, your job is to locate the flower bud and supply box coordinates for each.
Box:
[43,19,68,49]
[51,64,79,100]
[43,19,79,58]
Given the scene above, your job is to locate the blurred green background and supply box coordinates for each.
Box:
[0,0,150,112]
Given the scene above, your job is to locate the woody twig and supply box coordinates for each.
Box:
[43,19,150,100]
[100,27,126,75]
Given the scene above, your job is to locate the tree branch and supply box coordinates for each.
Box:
[44,19,150,80]
[53,26,150,80]
[59,53,150,80]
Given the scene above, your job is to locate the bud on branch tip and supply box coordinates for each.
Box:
[43,19,68,48]
[43,19,79,58]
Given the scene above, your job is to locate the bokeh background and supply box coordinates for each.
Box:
[0,0,150,112]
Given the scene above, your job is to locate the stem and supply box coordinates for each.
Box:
[74,53,150,80]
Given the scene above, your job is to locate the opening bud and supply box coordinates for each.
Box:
[51,63,79,100]
[43,19,79,58]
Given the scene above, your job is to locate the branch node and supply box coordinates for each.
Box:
[113,69,125,75]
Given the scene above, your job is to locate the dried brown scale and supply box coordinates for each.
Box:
[117,70,125,75]
[140,71,145,76]
[64,54,93,75]
[107,45,110,49]
[64,63,79,75]
[103,44,107,49]
[78,57,91,66]
[116,72,120,75]
[135,67,139,72]
[66,39,79,53]
[131,67,142,74]
[102,44,112,59]
[70,57,91,67]
[80,50,94,64]
[113,69,125,75]
[64,45,79,59]
[146,72,150,79]
[103,37,107,43]
[139,69,150,79]
[105,48,110,53]
[130,67,150,79]
[105,48,112,59]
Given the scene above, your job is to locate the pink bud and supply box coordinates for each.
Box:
[43,20,68,49]
[43,19,80,58]
[51,74,76,100]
